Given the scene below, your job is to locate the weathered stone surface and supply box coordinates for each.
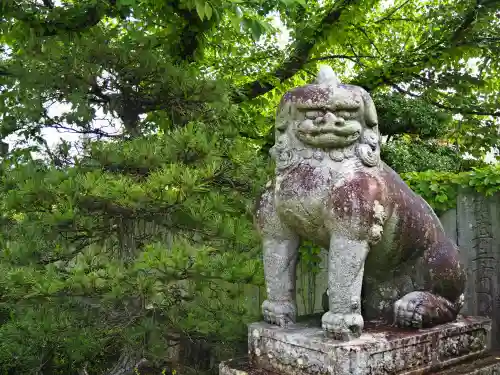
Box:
[255,65,466,339]
[220,359,271,375]
[220,354,500,375]
[439,207,458,245]
[247,316,491,375]
[433,354,500,374]
[456,190,500,349]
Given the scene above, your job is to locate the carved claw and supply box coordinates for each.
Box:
[394,291,458,328]
[321,311,364,340]
[262,300,297,327]
[455,293,465,312]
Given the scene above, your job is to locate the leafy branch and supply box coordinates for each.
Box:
[3,1,120,37]
[352,0,500,91]
[403,164,500,213]
[233,0,363,102]
[392,84,500,117]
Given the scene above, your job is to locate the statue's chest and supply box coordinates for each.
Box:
[275,163,333,220]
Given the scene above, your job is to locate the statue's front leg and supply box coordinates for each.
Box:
[322,235,369,340]
[262,234,300,327]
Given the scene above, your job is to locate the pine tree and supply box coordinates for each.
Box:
[0,75,271,375]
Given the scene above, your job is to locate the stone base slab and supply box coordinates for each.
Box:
[220,354,500,375]
[247,316,492,375]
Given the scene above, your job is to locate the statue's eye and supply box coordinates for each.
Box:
[336,110,356,119]
[305,110,325,119]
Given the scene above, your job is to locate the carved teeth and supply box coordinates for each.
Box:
[299,126,360,136]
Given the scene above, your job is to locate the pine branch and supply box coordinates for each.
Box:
[42,110,124,139]
[0,67,11,76]
[232,0,362,102]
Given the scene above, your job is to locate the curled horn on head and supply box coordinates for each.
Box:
[360,89,378,128]
[315,65,340,86]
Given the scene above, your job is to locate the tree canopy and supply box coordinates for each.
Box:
[0,0,499,374]
[1,0,499,152]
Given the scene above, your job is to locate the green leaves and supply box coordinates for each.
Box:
[466,166,500,197]
[118,0,136,6]
[204,2,213,20]
[382,137,462,174]
[0,108,267,371]
[402,164,500,214]
[279,0,306,7]
[374,92,453,138]
[195,0,209,20]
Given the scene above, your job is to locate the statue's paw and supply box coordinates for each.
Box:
[321,311,364,340]
[394,291,459,329]
[262,300,297,327]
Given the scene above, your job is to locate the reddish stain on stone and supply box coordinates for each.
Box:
[328,172,387,229]
[279,85,331,110]
[279,163,327,199]
[379,166,466,302]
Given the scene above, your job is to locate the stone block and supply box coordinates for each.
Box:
[247,316,492,375]
[456,191,500,349]
[434,354,500,374]
[220,354,500,375]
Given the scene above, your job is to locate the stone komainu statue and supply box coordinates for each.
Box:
[255,66,466,340]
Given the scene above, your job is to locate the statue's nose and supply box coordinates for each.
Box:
[315,111,345,126]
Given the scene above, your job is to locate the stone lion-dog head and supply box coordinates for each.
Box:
[270,65,380,169]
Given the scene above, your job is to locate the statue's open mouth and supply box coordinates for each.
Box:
[296,121,362,147]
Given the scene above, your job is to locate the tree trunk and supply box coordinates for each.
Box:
[105,347,146,375]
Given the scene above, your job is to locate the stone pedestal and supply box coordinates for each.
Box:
[220,316,500,375]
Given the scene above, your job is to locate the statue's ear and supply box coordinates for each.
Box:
[275,102,292,131]
[361,89,378,127]
[276,119,288,132]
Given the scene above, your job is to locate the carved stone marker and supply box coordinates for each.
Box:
[219,67,500,375]
[255,65,466,340]
[457,191,500,349]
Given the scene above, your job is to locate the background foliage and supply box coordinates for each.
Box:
[0,0,499,374]
[403,164,500,214]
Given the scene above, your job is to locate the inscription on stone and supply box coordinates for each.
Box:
[457,191,500,349]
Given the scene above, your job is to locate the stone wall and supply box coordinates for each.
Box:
[442,190,500,349]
